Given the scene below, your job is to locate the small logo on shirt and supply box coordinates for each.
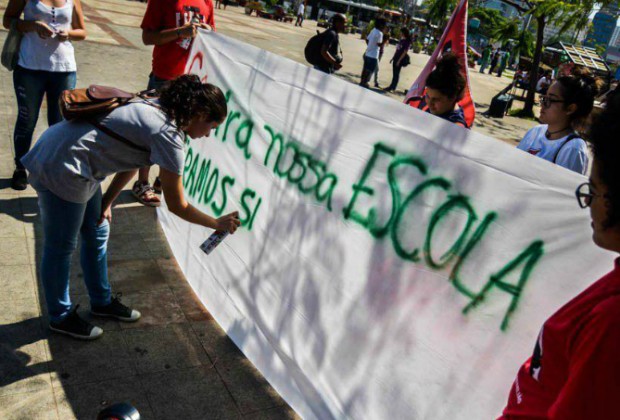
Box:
[529,327,544,381]
[527,148,541,156]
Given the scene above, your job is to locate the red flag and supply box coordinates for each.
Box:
[405,0,475,127]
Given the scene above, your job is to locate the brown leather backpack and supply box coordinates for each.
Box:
[60,85,159,152]
[60,85,157,121]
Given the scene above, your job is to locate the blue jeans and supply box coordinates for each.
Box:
[360,55,378,86]
[13,66,76,170]
[147,73,169,91]
[38,187,111,322]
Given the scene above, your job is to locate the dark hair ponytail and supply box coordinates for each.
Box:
[159,74,228,130]
[556,71,602,124]
[426,52,466,100]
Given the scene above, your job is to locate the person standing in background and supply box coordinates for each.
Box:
[489,48,499,75]
[497,49,510,77]
[372,25,390,88]
[137,0,215,207]
[295,1,304,27]
[479,44,491,74]
[2,0,87,191]
[360,17,386,88]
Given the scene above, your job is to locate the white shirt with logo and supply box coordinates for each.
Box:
[365,28,383,59]
[517,125,589,175]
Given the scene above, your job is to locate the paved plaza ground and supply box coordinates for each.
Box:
[0,1,539,418]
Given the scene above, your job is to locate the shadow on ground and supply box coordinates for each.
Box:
[0,189,297,419]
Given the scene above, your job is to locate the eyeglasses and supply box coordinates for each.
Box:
[540,96,565,108]
[575,182,606,208]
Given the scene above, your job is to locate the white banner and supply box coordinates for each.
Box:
[157,31,613,419]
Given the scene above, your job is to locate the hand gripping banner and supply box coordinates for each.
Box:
[405,0,475,127]
[157,30,612,419]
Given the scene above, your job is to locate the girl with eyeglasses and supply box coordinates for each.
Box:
[516,72,602,175]
[500,93,620,419]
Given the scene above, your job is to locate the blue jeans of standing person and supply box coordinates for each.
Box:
[147,72,169,91]
[360,55,378,86]
[13,66,76,170]
[38,187,111,323]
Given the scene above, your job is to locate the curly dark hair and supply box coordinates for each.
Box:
[426,52,466,100]
[556,71,602,124]
[159,74,227,130]
[589,92,620,227]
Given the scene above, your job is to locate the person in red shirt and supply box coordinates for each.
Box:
[134,0,216,206]
[499,92,620,419]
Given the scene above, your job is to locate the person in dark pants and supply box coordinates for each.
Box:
[384,27,412,92]
[313,14,345,74]
[488,49,499,75]
[3,0,87,191]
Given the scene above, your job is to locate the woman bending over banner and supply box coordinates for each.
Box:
[420,53,470,129]
[499,91,620,420]
[516,72,601,175]
[21,75,241,340]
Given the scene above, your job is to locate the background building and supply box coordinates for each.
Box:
[585,5,619,48]
[543,23,586,45]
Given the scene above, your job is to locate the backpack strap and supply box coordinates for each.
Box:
[87,97,163,154]
[552,133,580,164]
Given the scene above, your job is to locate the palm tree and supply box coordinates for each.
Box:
[497,0,604,117]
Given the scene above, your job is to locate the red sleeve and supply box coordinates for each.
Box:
[204,0,216,30]
[141,0,165,31]
[549,299,620,420]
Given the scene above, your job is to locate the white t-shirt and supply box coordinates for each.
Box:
[298,3,304,15]
[517,125,589,175]
[23,101,185,203]
[536,76,550,92]
[365,28,383,59]
[19,0,76,72]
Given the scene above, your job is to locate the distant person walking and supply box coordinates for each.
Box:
[295,2,304,27]
[138,0,215,207]
[489,49,499,75]
[311,14,345,74]
[3,0,87,191]
[360,18,386,88]
[479,45,491,74]
[384,27,412,92]
[497,50,510,77]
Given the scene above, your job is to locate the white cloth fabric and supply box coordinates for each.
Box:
[517,124,589,175]
[297,3,304,15]
[365,28,383,59]
[18,0,77,72]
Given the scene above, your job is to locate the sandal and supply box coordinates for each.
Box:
[132,181,161,207]
[153,177,162,194]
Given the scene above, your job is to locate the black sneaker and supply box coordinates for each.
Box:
[91,293,141,322]
[11,169,28,191]
[49,305,103,340]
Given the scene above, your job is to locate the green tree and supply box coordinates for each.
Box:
[497,0,603,117]
[469,7,508,39]
[423,0,458,27]
[490,17,520,46]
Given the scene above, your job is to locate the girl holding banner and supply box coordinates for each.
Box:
[500,90,620,420]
